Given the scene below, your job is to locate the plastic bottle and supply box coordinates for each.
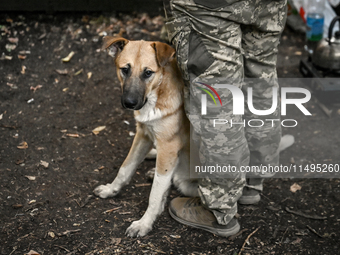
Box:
[305,0,325,55]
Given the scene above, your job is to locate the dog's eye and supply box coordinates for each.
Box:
[121,67,129,75]
[144,70,154,78]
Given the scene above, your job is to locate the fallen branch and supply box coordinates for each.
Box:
[285,207,327,220]
[238,227,260,255]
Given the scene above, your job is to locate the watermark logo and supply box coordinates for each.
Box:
[199,83,311,116]
[197,82,222,115]
[198,82,312,127]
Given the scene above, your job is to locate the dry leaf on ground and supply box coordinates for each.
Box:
[25,176,36,181]
[290,183,302,193]
[18,54,27,60]
[30,85,43,92]
[17,141,28,149]
[40,160,49,168]
[92,126,106,135]
[26,250,40,255]
[55,69,68,75]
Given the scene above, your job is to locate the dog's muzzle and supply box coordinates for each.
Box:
[121,94,147,110]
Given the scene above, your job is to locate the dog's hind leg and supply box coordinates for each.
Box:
[172,154,199,197]
[94,124,153,198]
[145,148,157,159]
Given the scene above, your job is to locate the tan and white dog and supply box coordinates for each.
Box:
[93,37,198,237]
[93,36,295,237]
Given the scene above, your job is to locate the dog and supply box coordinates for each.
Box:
[94,36,198,237]
[93,36,295,237]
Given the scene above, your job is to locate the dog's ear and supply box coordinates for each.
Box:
[103,36,129,58]
[151,42,175,67]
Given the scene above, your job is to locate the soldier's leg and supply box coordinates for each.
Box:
[165,0,250,229]
[239,0,287,203]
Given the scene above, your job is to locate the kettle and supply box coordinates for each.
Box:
[312,16,340,70]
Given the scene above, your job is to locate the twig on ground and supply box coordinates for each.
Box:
[54,245,70,252]
[135,183,151,187]
[80,195,93,208]
[238,227,260,255]
[316,100,332,118]
[307,225,324,238]
[285,207,327,220]
[229,228,248,241]
[9,246,17,255]
[57,229,81,237]
[74,199,81,207]
[260,193,272,202]
[0,124,17,129]
[104,207,122,214]
[280,226,290,243]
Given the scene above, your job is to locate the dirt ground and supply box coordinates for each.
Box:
[1,12,340,255]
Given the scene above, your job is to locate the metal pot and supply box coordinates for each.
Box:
[312,16,340,70]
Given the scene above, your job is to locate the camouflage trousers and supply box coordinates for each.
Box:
[165,0,287,225]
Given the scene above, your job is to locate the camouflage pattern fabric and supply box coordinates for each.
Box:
[165,0,287,225]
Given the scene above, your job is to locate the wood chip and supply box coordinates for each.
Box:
[48,231,55,238]
[25,176,36,181]
[12,204,23,209]
[57,229,81,237]
[21,65,26,74]
[66,133,79,138]
[74,68,83,76]
[17,141,28,149]
[18,54,27,60]
[290,183,301,193]
[104,207,122,214]
[19,50,31,55]
[92,126,106,135]
[40,160,49,168]
[170,235,181,238]
[30,85,43,92]
[38,33,46,40]
[28,200,36,205]
[55,69,68,75]
[135,183,151,187]
[62,51,75,62]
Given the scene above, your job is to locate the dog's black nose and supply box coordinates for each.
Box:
[122,97,139,109]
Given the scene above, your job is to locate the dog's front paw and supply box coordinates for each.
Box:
[93,184,120,198]
[125,220,152,237]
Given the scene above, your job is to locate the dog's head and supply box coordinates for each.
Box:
[103,36,175,110]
